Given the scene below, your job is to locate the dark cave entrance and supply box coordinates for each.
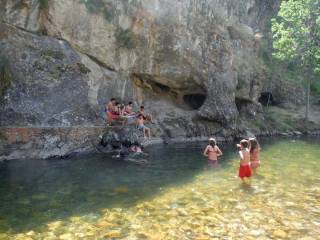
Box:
[258,92,274,106]
[235,98,252,111]
[131,73,207,110]
[183,94,207,110]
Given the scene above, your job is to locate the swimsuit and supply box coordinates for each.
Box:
[208,159,218,167]
[138,124,146,130]
[250,160,261,169]
[206,146,218,161]
[238,164,252,179]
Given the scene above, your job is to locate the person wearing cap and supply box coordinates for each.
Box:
[203,138,223,166]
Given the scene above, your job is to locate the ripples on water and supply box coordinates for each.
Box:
[0,138,319,239]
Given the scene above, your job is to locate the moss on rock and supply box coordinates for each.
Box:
[0,55,12,97]
[77,63,91,74]
[115,28,137,49]
[38,0,49,11]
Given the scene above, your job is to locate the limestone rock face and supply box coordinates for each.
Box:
[1,0,305,159]
[0,0,283,125]
[42,0,272,123]
[0,23,102,126]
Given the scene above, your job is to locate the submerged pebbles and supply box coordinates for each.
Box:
[3,140,320,239]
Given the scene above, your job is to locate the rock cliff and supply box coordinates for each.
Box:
[0,0,306,159]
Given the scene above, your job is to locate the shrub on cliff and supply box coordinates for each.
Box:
[38,0,48,11]
[115,28,137,49]
[80,0,115,22]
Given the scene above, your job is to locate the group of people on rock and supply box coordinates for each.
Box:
[105,98,152,139]
[203,137,260,183]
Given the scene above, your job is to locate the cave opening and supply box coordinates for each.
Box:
[183,94,206,110]
[258,92,274,106]
[153,82,171,93]
[235,98,252,111]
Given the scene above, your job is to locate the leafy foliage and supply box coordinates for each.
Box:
[80,0,104,13]
[115,28,137,49]
[80,0,115,22]
[38,0,49,11]
[272,0,320,75]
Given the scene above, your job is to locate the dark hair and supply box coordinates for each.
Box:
[140,106,144,109]
[128,101,133,105]
[209,139,216,147]
[240,139,249,148]
[115,102,120,106]
[110,98,115,101]
[249,138,260,153]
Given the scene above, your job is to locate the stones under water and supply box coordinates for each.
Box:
[0,138,319,239]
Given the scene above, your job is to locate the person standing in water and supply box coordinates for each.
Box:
[249,138,261,172]
[203,138,223,166]
[237,139,252,183]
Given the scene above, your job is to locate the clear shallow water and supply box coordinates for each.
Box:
[0,138,319,239]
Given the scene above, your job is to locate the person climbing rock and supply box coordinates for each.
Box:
[136,114,151,139]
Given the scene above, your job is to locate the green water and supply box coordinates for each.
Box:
[0,138,319,239]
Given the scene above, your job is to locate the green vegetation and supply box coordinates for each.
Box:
[77,63,91,74]
[264,107,297,131]
[311,80,320,95]
[41,50,65,60]
[102,7,114,22]
[38,0,49,11]
[272,0,320,120]
[0,131,7,141]
[0,55,12,97]
[80,0,115,22]
[115,28,137,49]
[80,0,104,13]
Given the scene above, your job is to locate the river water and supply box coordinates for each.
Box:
[0,138,319,239]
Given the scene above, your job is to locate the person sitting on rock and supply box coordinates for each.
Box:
[125,102,135,115]
[138,106,153,123]
[113,102,121,115]
[106,98,116,124]
[136,114,151,139]
[123,101,137,122]
[119,104,126,116]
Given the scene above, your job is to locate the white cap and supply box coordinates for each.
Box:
[209,138,215,141]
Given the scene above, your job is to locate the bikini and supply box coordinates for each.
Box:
[207,146,218,162]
